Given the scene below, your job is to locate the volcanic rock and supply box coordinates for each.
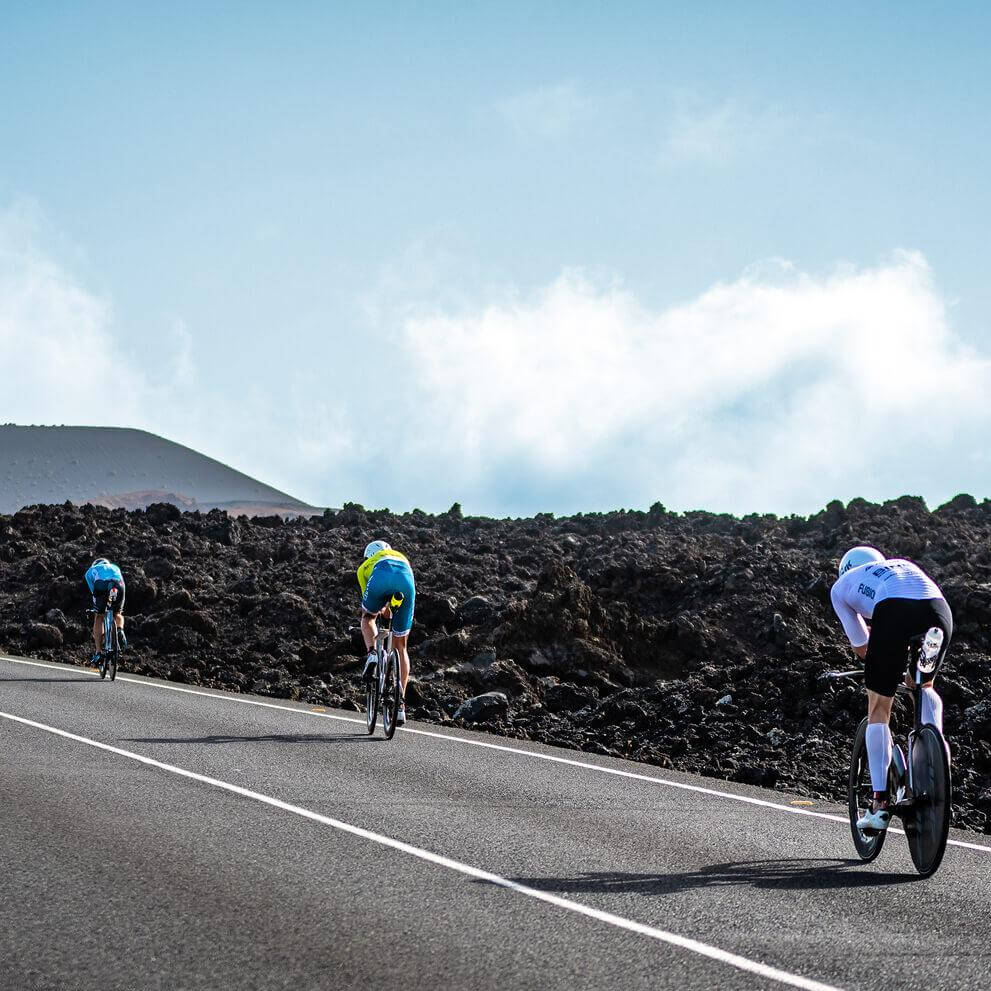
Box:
[453,692,509,724]
[27,622,63,648]
[4,495,991,833]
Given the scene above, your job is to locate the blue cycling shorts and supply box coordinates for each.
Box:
[361,559,415,636]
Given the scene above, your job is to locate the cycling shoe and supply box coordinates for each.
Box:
[857,807,891,832]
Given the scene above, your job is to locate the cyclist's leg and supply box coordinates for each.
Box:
[862,601,905,810]
[360,567,391,646]
[360,571,392,676]
[91,582,108,652]
[112,583,126,647]
[393,632,411,693]
[865,691,895,791]
[91,611,104,652]
[917,599,952,734]
[391,574,415,694]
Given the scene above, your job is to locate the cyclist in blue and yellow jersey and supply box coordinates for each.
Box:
[358,540,416,726]
[85,557,127,664]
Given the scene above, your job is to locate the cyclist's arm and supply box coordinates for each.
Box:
[356,559,379,601]
[830,581,870,654]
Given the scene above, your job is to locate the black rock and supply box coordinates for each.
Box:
[27,621,63,648]
[453,692,509,724]
[456,595,497,628]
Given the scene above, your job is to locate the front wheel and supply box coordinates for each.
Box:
[906,725,952,877]
[365,659,379,735]
[848,718,888,862]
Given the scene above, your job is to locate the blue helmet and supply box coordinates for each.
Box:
[91,557,110,569]
[838,545,884,577]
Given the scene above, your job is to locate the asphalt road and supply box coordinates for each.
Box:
[3,653,990,991]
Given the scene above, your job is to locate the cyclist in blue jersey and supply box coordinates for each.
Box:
[85,557,127,664]
[358,540,416,727]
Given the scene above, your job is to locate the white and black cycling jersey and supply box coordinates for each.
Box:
[830,558,944,648]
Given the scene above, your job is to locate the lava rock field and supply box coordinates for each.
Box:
[3,496,990,833]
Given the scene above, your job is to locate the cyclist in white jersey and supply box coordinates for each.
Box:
[830,546,952,831]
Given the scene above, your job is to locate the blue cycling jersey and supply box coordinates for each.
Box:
[85,561,123,593]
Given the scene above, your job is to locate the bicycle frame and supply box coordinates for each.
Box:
[905,627,944,795]
[374,612,394,698]
[824,627,945,808]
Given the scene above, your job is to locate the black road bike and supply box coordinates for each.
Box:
[89,586,123,682]
[363,595,404,740]
[824,627,951,877]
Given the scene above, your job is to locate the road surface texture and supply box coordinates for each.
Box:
[3,653,990,990]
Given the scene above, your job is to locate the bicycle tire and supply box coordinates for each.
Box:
[365,657,379,735]
[906,724,951,877]
[848,717,888,862]
[382,648,401,740]
[109,625,119,681]
[98,654,108,680]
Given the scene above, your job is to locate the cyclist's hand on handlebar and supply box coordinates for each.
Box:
[852,644,868,660]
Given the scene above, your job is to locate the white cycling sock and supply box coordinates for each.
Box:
[920,686,944,733]
[865,723,893,794]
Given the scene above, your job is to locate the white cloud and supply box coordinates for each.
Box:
[396,252,991,514]
[5,200,988,516]
[660,96,788,166]
[496,82,593,139]
[0,202,150,424]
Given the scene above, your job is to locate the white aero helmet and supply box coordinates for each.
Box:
[363,539,391,559]
[838,545,884,577]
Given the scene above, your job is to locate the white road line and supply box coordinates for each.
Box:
[5,654,991,856]
[0,707,841,991]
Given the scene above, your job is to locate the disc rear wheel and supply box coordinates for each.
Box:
[906,725,951,877]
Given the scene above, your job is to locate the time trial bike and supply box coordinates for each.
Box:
[823,627,951,877]
[89,585,123,682]
[363,594,404,740]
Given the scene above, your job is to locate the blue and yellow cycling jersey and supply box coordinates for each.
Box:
[85,560,123,593]
[357,549,415,635]
[356,548,411,596]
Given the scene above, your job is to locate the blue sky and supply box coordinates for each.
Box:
[2,3,990,515]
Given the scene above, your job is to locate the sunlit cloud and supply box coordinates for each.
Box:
[396,252,990,514]
[4,201,987,516]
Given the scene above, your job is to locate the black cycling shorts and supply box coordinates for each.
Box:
[92,578,126,616]
[864,597,952,697]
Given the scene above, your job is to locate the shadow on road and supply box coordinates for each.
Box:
[497,858,921,894]
[124,732,377,745]
[0,676,97,683]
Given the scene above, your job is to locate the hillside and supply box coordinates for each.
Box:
[0,425,318,517]
[2,495,990,833]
